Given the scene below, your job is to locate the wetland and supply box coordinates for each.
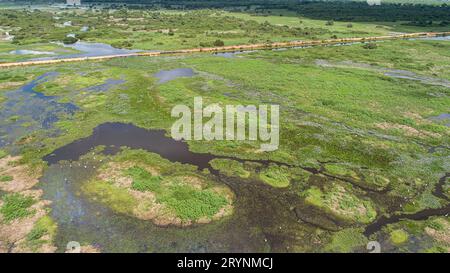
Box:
[0,2,449,253]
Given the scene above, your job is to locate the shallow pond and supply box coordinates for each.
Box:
[383,70,450,88]
[417,35,450,41]
[212,50,256,58]
[154,68,195,83]
[429,113,450,127]
[31,42,142,61]
[315,59,450,88]
[0,72,77,148]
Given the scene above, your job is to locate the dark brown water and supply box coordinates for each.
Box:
[44,122,215,170]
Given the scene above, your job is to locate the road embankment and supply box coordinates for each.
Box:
[1,32,449,69]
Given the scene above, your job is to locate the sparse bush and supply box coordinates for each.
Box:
[363,43,378,49]
[0,175,13,182]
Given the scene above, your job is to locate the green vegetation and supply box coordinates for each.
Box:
[126,166,162,192]
[82,179,137,215]
[125,164,230,220]
[0,175,13,182]
[158,185,228,220]
[302,184,377,224]
[390,229,409,245]
[82,149,233,222]
[0,193,35,223]
[0,2,448,253]
[0,8,328,51]
[362,43,377,50]
[325,228,368,253]
[380,217,449,252]
[209,158,250,178]
[259,165,290,188]
[62,36,78,45]
[26,215,57,250]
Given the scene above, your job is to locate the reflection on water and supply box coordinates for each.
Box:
[315,59,450,88]
[0,72,77,148]
[429,113,450,127]
[44,123,214,168]
[31,41,142,61]
[213,50,256,58]
[383,70,450,88]
[154,68,195,83]
[418,35,450,41]
[9,49,56,55]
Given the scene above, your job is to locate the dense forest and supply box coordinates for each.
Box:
[82,1,450,22]
[5,1,450,23]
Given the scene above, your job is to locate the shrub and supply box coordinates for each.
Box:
[62,36,78,45]
[199,42,211,47]
[325,20,334,26]
[213,39,224,47]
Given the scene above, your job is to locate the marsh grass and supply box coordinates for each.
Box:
[0,175,13,182]
[209,158,250,178]
[126,166,162,192]
[0,193,35,223]
[259,165,291,188]
[303,184,377,224]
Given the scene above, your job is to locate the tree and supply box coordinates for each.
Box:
[62,36,78,45]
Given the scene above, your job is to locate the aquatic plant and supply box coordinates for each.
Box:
[0,193,35,223]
